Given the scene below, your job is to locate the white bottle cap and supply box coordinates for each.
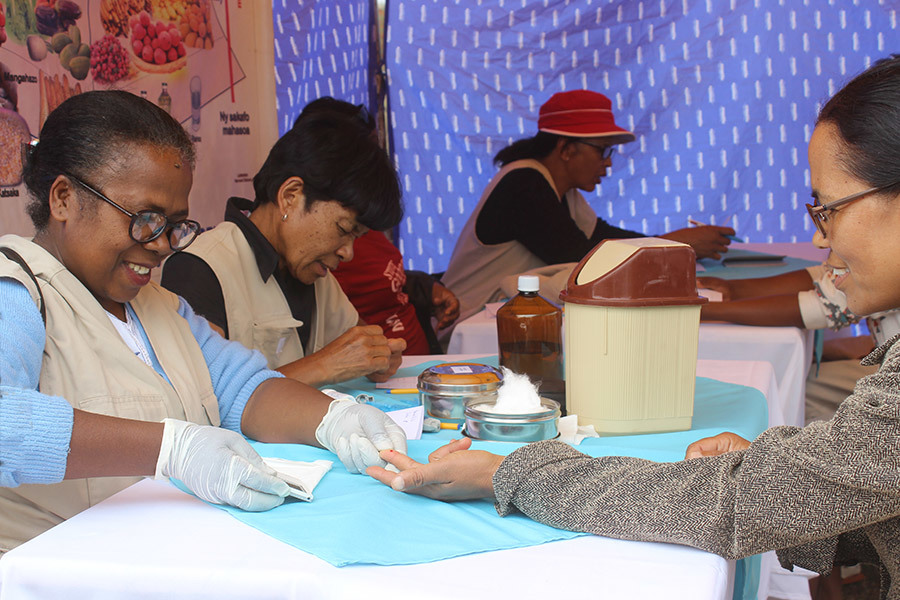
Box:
[517,275,540,292]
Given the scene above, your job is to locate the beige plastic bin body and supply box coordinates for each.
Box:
[564,303,701,434]
[559,238,706,435]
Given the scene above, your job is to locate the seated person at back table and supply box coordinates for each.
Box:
[294,97,460,355]
[441,89,735,322]
[162,113,405,386]
[699,248,900,424]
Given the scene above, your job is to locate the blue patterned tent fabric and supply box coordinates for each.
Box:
[271,1,896,273]
[272,0,377,136]
[383,0,895,272]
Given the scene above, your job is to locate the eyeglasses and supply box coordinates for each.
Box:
[67,174,201,251]
[573,139,616,160]
[805,182,898,238]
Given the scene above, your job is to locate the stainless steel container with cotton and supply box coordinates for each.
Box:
[558,238,707,434]
[463,396,560,442]
[417,362,561,441]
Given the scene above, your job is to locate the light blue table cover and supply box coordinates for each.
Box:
[208,362,766,591]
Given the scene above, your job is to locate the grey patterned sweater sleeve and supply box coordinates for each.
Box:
[492,336,900,570]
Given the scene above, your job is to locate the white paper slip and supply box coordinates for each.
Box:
[386,405,425,440]
[263,458,332,502]
[557,414,599,445]
[698,288,723,302]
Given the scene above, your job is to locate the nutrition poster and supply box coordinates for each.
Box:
[0,0,278,235]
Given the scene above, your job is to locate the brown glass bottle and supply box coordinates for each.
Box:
[496,275,565,413]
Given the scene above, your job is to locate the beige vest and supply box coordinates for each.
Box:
[0,235,218,551]
[180,221,358,369]
[442,159,597,322]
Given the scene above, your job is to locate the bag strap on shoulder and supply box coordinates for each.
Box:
[0,247,47,325]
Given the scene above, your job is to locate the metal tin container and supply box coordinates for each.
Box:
[417,363,503,423]
[464,397,561,442]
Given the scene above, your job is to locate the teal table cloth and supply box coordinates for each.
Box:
[208,361,767,572]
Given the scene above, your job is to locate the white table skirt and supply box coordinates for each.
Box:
[0,478,733,600]
[0,355,787,600]
[697,324,813,428]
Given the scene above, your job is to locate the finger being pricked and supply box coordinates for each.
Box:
[365,449,429,492]
[368,443,502,501]
[368,447,470,500]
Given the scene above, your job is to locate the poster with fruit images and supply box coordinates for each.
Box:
[0,0,278,236]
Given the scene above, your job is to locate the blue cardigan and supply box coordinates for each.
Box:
[0,278,282,487]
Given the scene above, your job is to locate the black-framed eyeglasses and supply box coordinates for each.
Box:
[66,174,201,251]
[573,139,616,160]
[805,182,898,238]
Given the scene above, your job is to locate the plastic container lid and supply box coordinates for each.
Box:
[559,237,708,307]
[517,275,540,292]
[417,363,504,394]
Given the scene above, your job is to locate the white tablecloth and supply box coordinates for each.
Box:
[0,355,785,600]
[0,479,734,600]
[697,324,813,428]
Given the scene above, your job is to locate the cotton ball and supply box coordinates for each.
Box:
[483,367,544,414]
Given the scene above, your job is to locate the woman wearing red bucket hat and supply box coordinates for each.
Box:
[442,89,735,322]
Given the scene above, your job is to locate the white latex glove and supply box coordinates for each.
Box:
[155,419,290,511]
[315,393,408,473]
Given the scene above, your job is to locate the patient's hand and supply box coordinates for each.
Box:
[685,432,750,459]
[367,437,503,501]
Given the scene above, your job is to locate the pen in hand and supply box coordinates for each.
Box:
[688,218,744,243]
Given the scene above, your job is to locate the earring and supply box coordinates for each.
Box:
[282,213,288,222]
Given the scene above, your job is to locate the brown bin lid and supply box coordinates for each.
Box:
[558,237,708,307]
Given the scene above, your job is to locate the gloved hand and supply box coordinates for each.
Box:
[155,419,290,511]
[315,392,408,473]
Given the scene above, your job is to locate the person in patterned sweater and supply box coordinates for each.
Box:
[368,55,900,599]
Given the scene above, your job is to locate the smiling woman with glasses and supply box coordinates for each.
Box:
[0,90,407,551]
